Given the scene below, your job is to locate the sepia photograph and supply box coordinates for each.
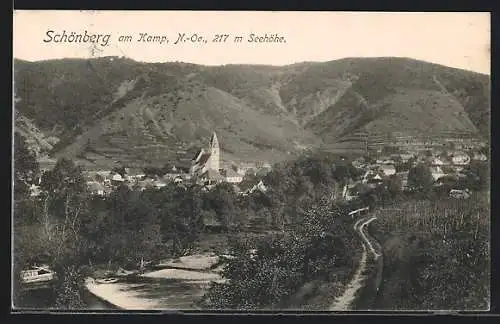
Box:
[12,11,490,312]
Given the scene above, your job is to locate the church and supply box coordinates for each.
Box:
[190,132,224,183]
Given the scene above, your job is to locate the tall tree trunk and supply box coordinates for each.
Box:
[43,195,51,242]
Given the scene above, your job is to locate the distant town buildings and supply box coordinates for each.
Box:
[338,130,486,155]
[77,131,273,195]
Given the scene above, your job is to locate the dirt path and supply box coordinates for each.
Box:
[329,216,379,311]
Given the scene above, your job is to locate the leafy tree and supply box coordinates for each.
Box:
[385,174,403,198]
[53,264,89,309]
[206,183,237,227]
[464,161,489,190]
[12,133,41,306]
[39,158,89,262]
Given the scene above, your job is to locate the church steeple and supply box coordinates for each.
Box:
[209,132,220,171]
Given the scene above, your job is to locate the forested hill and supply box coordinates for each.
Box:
[13,57,490,167]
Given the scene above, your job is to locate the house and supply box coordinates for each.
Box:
[154,181,167,189]
[362,170,379,184]
[472,152,488,161]
[342,184,359,202]
[87,181,105,196]
[375,157,390,164]
[256,166,272,178]
[111,173,125,182]
[224,169,243,184]
[379,164,396,176]
[451,152,471,166]
[199,168,224,186]
[351,159,366,169]
[236,163,258,176]
[126,168,145,181]
[137,179,155,191]
[239,180,268,196]
[395,171,409,190]
[449,189,471,199]
[431,157,446,166]
[369,174,383,182]
[430,166,447,181]
[251,180,268,194]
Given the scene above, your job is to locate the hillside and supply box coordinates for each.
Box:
[13,57,490,168]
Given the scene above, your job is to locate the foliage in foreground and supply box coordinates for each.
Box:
[201,200,361,309]
[371,192,490,310]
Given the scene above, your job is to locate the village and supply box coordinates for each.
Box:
[26,130,488,205]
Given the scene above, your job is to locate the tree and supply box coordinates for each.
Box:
[12,133,42,306]
[39,158,89,261]
[408,163,434,192]
[385,174,403,198]
[207,183,237,227]
[465,161,489,190]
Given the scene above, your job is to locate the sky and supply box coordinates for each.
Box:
[13,11,490,74]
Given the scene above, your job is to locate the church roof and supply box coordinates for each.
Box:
[210,132,219,146]
[196,153,211,166]
[192,148,205,161]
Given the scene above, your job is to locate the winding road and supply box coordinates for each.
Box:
[329,214,381,311]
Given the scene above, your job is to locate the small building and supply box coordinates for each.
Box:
[367,173,383,184]
[430,166,447,181]
[449,189,471,199]
[239,180,268,196]
[199,169,224,186]
[472,152,488,161]
[137,179,155,191]
[351,159,366,169]
[111,173,125,182]
[87,181,105,196]
[236,163,258,176]
[154,181,167,189]
[431,157,447,166]
[342,184,359,202]
[379,164,396,176]
[225,169,243,184]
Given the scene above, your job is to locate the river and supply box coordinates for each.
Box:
[15,275,208,311]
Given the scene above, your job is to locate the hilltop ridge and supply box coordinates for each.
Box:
[13,56,490,168]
